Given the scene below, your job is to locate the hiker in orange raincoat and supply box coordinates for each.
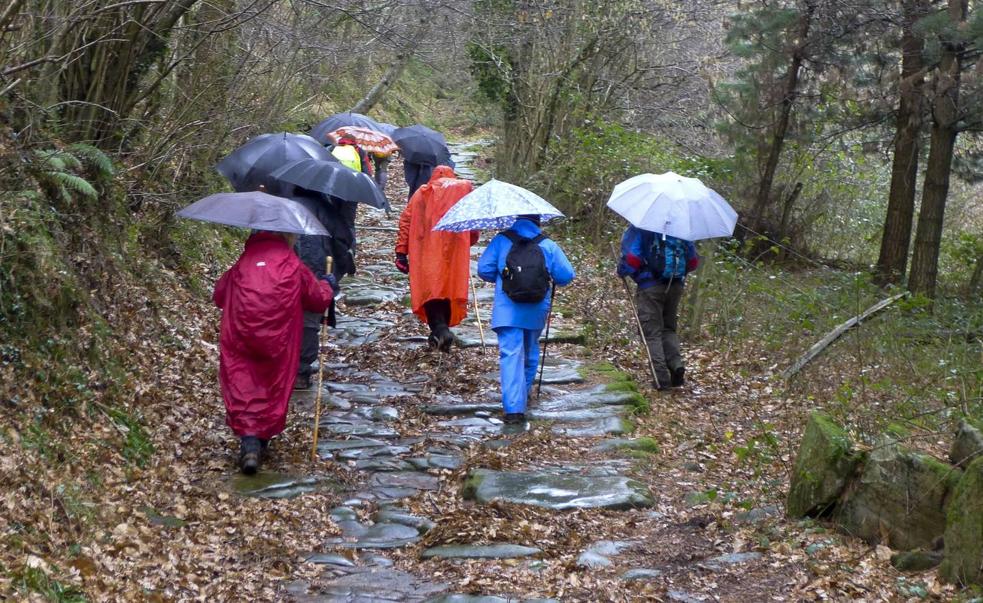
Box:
[394,165,478,351]
[213,231,336,474]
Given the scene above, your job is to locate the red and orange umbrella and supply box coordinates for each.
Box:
[330,126,399,156]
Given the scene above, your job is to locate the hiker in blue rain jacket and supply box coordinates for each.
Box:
[618,225,700,390]
[477,216,576,424]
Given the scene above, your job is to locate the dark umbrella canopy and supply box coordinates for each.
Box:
[270,159,387,209]
[216,133,336,194]
[310,113,386,144]
[177,191,330,235]
[392,125,452,166]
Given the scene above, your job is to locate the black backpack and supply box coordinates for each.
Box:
[501,231,551,303]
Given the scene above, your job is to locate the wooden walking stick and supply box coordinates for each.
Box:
[470,275,487,353]
[535,284,556,399]
[610,243,661,389]
[311,256,334,461]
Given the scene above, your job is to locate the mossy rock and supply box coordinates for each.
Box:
[787,412,861,517]
[891,549,943,572]
[941,456,983,586]
[950,419,983,467]
[835,438,961,551]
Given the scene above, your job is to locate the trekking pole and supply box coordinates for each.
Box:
[311,256,334,461]
[535,284,556,400]
[610,243,661,389]
[469,275,487,353]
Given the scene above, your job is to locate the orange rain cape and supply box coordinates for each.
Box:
[395,165,478,327]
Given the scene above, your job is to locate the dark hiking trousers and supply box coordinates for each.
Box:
[423,298,452,340]
[636,280,684,386]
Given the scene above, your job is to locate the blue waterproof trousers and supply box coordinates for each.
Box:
[495,326,542,414]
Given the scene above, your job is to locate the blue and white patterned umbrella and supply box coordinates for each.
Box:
[432,179,564,232]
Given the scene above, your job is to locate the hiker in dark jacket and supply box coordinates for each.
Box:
[404,149,456,201]
[618,225,699,390]
[291,190,357,389]
[477,216,575,424]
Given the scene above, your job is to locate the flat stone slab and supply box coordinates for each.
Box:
[463,469,654,510]
[421,544,542,559]
[332,316,394,346]
[436,417,512,436]
[320,422,399,439]
[483,358,583,386]
[536,386,639,412]
[529,406,625,422]
[317,568,448,601]
[576,540,636,568]
[551,416,627,437]
[423,402,502,416]
[306,553,355,567]
[337,522,421,549]
[621,568,663,581]
[343,287,404,306]
[226,472,327,500]
[370,471,440,491]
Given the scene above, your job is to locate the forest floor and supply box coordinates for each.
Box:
[1,148,960,602]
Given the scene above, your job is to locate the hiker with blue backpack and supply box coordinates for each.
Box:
[617,225,700,390]
[477,215,576,424]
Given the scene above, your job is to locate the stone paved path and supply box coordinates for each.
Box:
[242,144,777,601]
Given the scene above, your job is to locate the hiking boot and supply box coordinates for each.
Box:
[294,373,312,390]
[655,374,672,391]
[437,330,456,352]
[671,367,685,387]
[239,436,262,475]
[259,439,270,461]
[503,412,526,425]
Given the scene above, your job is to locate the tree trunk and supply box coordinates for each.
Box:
[350,50,414,115]
[748,0,815,232]
[874,0,928,286]
[908,0,966,299]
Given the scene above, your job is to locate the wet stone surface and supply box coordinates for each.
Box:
[421,544,542,559]
[226,472,328,500]
[464,469,654,510]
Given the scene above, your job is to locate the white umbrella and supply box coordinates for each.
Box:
[433,179,564,232]
[177,191,330,236]
[606,172,737,240]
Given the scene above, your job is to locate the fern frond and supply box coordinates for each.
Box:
[69,143,114,177]
[46,171,98,199]
[34,149,67,172]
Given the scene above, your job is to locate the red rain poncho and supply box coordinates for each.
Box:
[395,166,478,327]
[213,232,333,439]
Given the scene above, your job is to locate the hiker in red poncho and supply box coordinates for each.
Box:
[394,165,478,351]
[213,231,336,474]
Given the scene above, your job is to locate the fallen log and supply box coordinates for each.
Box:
[782,291,909,380]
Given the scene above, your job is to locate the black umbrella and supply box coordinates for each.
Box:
[215,133,336,194]
[310,113,386,144]
[177,191,330,235]
[270,159,387,209]
[392,125,452,166]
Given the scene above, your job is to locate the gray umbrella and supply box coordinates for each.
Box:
[270,159,387,209]
[215,132,336,194]
[310,113,386,143]
[177,191,330,235]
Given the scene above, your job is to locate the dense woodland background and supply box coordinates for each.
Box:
[0,0,981,599]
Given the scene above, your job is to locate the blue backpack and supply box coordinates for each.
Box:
[646,234,688,280]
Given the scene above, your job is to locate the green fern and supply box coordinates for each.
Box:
[68,143,114,178]
[34,149,82,172]
[46,171,98,199]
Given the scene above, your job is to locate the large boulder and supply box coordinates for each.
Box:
[941,457,983,586]
[787,412,862,517]
[835,438,961,551]
[950,419,983,467]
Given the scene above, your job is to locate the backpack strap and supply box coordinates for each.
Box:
[503,231,547,244]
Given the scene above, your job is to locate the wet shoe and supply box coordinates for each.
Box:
[671,367,685,387]
[437,331,456,352]
[294,373,312,390]
[239,436,262,475]
[503,412,526,424]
